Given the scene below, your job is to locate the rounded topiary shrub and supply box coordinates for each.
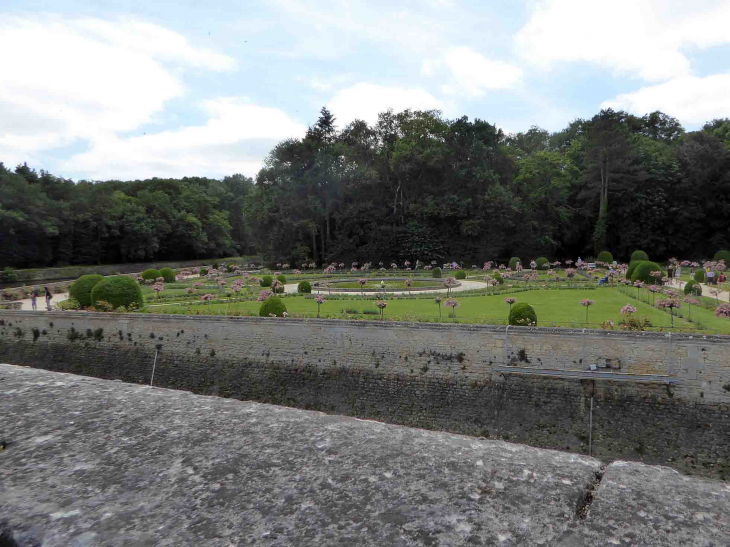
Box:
[259,297,287,317]
[432,267,442,279]
[277,274,287,284]
[91,276,144,310]
[535,257,549,269]
[69,274,104,308]
[493,272,504,285]
[713,250,730,263]
[630,250,649,263]
[596,251,614,264]
[509,302,537,326]
[694,269,705,283]
[455,270,466,280]
[159,267,175,283]
[508,257,523,270]
[684,280,702,296]
[626,261,644,280]
[297,281,312,294]
[261,275,273,287]
[630,261,663,284]
[226,263,236,273]
[200,267,208,276]
[142,269,162,281]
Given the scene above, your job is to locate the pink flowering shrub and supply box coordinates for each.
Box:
[620,304,636,316]
[257,290,273,302]
[715,303,730,318]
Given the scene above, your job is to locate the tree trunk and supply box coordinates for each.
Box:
[311,226,318,262]
[326,209,331,249]
[321,224,326,260]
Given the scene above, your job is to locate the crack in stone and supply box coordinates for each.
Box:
[576,465,606,520]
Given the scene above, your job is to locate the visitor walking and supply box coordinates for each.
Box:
[667,265,674,282]
[30,286,38,311]
[675,265,682,282]
[707,268,715,286]
[44,286,53,311]
[719,272,727,291]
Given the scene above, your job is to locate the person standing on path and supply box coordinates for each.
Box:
[44,287,52,311]
[30,286,37,311]
[707,268,715,286]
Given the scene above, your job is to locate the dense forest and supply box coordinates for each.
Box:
[2,108,729,269]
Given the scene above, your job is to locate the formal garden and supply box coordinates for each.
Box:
[35,249,728,334]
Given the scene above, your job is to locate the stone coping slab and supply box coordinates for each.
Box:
[1,309,729,343]
[2,364,729,546]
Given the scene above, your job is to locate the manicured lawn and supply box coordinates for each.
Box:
[144,286,730,334]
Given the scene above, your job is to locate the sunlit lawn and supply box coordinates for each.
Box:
[143,286,730,334]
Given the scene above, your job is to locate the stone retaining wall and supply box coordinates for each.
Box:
[1,310,729,478]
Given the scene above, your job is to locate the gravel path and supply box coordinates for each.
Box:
[672,279,729,303]
[306,279,490,296]
[5,292,70,311]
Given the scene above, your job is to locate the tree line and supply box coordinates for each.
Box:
[1,108,729,269]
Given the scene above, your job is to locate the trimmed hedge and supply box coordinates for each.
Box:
[713,250,730,263]
[535,257,549,269]
[508,257,522,270]
[509,302,537,326]
[259,296,287,317]
[142,269,162,281]
[596,251,614,264]
[297,281,312,294]
[159,267,175,283]
[200,267,208,276]
[261,275,273,287]
[630,261,663,284]
[91,276,144,309]
[277,274,287,284]
[493,272,504,285]
[684,280,702,296]
[1,267,18,282]
[694,269,705,282]
[69,274,104,308]
[432,267,442,279]
[455,270,466,280]
[626,261,643,280]
[630,250,649,263]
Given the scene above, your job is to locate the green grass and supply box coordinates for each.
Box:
[142,286,730,334]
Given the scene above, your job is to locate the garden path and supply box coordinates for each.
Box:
[672,279,729,303]
[11,292,70,311]
[303,279,490,296]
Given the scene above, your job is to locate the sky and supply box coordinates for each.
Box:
[1,0,729,181]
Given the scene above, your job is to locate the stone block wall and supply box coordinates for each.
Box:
[1,310,729,478]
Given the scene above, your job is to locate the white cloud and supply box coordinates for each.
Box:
[310,80,333,92]
[601,73,730,125]
[61,98,307,179]
[326,83,442,126]
[422,47,522,97]
[442,47,522,96]
[515,0,730,81]
[0,15,236,170]
[421,59,441,77]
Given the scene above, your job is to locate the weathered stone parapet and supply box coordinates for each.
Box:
[1,364,728,546]
[1,310,729,478]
